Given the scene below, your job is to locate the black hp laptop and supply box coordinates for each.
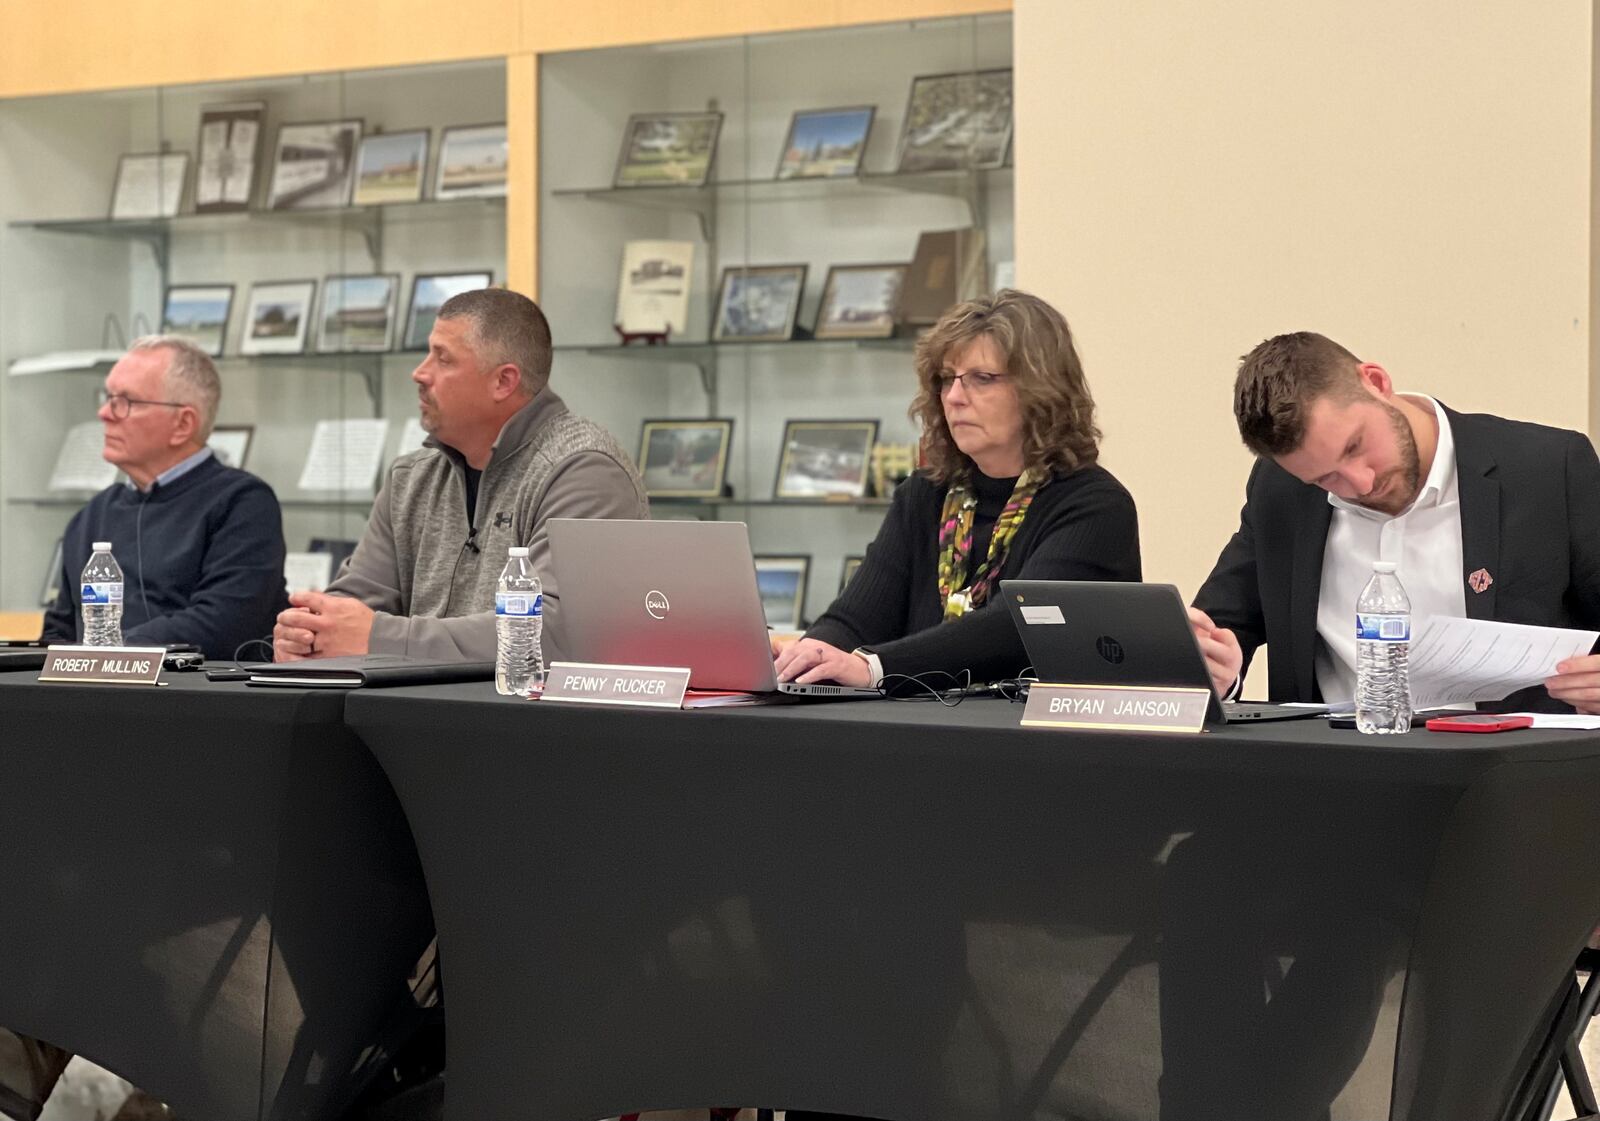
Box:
[1000,580,1325,725]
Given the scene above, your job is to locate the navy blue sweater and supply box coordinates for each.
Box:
[41,455,289,659]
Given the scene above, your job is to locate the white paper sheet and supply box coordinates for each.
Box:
[283,551,334,593]
[297,418,389,492]
[48,422,118,492]
[1406,615,1600,709]
[1505,713,1600,730]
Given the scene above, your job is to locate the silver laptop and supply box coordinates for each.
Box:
[548,519,879,696]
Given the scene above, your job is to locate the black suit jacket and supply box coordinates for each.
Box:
[1194,404,1600,706]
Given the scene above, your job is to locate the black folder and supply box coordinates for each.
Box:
[247,654,496,689]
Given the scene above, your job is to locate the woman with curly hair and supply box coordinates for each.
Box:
[775,288,1142,688]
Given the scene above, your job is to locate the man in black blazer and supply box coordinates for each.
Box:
[1190,330,1600,712]
[1159,331,1600,1121]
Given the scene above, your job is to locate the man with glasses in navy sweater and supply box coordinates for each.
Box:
[38,335,288,660]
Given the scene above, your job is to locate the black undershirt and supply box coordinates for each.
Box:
[464,466,483,529]
[962,470,1019,587]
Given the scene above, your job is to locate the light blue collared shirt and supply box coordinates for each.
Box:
[128,446,213,493]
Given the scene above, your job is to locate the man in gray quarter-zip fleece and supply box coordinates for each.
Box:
[271,287,647,663]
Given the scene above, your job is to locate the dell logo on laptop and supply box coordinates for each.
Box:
[1096,635,1125,664]
[645,590,670,620]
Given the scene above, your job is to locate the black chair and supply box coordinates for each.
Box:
[1515,947,1600,1121]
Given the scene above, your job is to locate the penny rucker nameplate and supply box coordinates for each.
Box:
[39,645,167,686]
[1020,683,1211,734]
[541,660,691,709]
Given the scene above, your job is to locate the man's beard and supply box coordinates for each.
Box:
[1356,401,1422,515]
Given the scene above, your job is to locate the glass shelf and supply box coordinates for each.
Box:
[8,195,506,239]
[8,196,506,269]
[553,165,1009,206]
[551,166,1010,233]
[554,336,915,366]
[10,353,400,374]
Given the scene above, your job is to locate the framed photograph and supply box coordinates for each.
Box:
[160,284,234,357]
[712,264,807,343]
[638,418,734,499]
[208,425,254,470]
[435,123,508,199]
[318,274,400,353]
[774,419,879,500]
[814,263,907,340]
[194,101,264,212]
[239,280,317,356]
[776,106,875,180]
[110,152,189,220]
[839,554,864,593]
[353,129,429,205]
[38,538,64,609]
[754,555,811,631]
[616,240,694,336]
[403,271,492,350]
[902,227,987,325]
[613,111,723,189]
[267,119,363,210]
[896,68,1014,174]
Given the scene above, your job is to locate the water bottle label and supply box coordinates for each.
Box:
[81,582,123,605]
[1356,614,1409,641]
[496,592,543,617]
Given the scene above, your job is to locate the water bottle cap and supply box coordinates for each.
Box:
[1372,561,1397,575]
[508,546,529,558]
[92,541,113,551]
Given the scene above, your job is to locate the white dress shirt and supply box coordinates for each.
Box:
[1314,396,1465,704]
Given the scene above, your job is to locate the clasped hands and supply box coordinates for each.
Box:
[273,591,374,662]
[1187,606,1600,715]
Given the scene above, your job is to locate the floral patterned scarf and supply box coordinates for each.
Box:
[936,467,1045,621]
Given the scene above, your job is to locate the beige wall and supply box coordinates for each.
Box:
[0,0,1008,98]
[1016,1,1595,607]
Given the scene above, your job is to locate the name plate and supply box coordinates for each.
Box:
[39,645,167,686]
[541,660,691,709]
[1021,683,1211,734]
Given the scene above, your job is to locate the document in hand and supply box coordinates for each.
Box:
[247,654,496,689]
[1407,616,1600,709]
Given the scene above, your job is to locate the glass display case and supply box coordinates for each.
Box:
[0,59,507,615]
[539,13,1013,625]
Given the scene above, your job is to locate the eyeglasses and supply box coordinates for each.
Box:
[936,370,1009,394]
[97,390,188,420]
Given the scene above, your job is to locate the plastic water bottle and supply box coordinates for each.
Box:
[495,545,544,696]
[1355,561,1412,734]
[81,540,125,647]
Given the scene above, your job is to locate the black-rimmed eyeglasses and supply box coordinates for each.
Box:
[97,390,188,420]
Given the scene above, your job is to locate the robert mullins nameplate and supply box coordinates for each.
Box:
[39,645,167,686]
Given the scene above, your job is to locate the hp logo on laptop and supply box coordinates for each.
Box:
[1096,635,1125,664]
[645,590,670,620]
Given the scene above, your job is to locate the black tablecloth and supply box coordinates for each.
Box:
[0,674,433,1121]
[348,685,1600,1121]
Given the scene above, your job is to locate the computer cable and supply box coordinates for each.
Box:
[875,668,974,706]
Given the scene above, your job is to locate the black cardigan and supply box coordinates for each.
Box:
[806,464,1142,682]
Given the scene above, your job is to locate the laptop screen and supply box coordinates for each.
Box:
[547,518,782,692]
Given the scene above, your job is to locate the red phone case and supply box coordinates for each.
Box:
[1424,715,1535,733]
